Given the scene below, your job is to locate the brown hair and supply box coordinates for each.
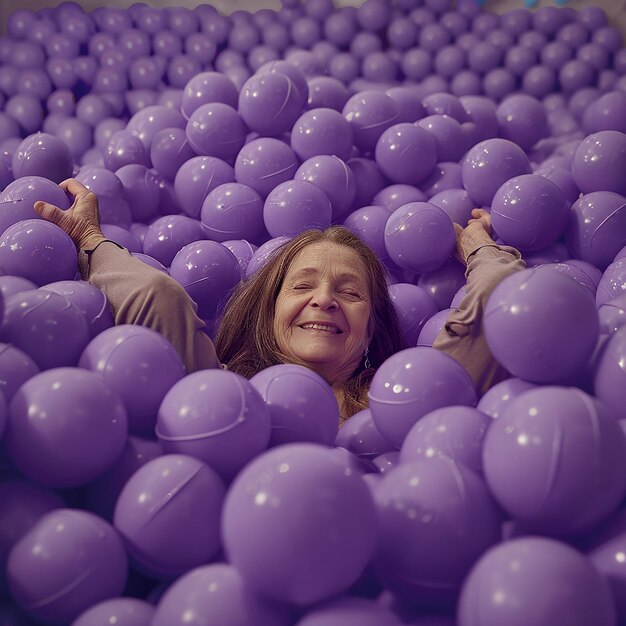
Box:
[214,226,406,419]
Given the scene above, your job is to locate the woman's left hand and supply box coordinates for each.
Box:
[453,209,496,265]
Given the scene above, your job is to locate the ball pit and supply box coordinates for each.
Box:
[0,0,625,623]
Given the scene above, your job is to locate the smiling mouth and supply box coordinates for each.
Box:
[299,323,343,334]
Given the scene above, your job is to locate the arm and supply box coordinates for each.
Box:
[433,209,526,395]
[34,179,219,373]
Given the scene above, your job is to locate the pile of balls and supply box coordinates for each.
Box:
[0,0,625,624]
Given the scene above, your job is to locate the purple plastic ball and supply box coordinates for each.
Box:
[484,386,626,534]
[373,183,427,213]
[420,162,463,198]
[157,370,270,481]
[417,259,467,310]
[250,363,339,448]
[462,138,532,207]
[429,188,474,227]
[200,182,265,244]
[375,123,437,185]
[114,454,224,578]
[0,342,39,402]
[169,239,240,319]
[41,280,113,339]
[597,259,626,308]
[0,219,76,286]
[484,267,599,383]
[222,443,377,605]
[343,205,394,267]
[491,174,569,252]
[401,48,432,82]
[221,239,257,279]
[5,367,127,487]
[245,235,291,278]
[263,178,332,238]
[104,130,149,171]
[400,405,490,475]
[73,597,155,626]
[180,71,238,120]
[11,133,72,184]
[185,103,247,161]
[334,408,396,460]
[458,537,616,626]
[372,456,501,606]
[342,91,399,154]
[389,283,438,347]
[174,155,235,219]
[127,105,185,152]
[594,326,626,420]
[295,155,356,222]
[291,107,353,162]
[476,377,537,420]
[152,563,290,626]
[572,131,626,196]
[306,76,350,112]
[7,509,127,625]
[565,191,626,270]
[0,175,71,235]
[582,92,626,135]
[75,168,131,228]
[347,157,387,211]
[496,94,548,152]
[369,347,477,447]
[79,324,185,437]
[115,164,160,223]
[235,137,299,199]
[149,127,195,182]
[416,114,467,163]
[142,214,204,267]
[385,202,455,274]
[297,597,402,626]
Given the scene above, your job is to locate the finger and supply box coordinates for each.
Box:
[453,223,463,237]
[59,178,90,198]
[33,201,67,226]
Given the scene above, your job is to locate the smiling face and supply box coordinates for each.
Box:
[273,241,372,386]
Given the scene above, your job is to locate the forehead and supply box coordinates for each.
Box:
[286,241,368,282]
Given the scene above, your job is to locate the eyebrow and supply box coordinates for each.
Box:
[289,267,366,285]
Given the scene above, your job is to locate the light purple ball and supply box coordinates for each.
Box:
[384,202,455,274]
[152,563,290,626]
[334,408,396,460]
[12,133,73,183]
[369,347,477,447]
[115,164,160,223]
[156,367,271,482]
[41,280,113,339]
[126,105,185,151]
[484,267,599,383]
[372,456,500,606]
[222,239,257,279]
[250,363,339,448]
[347,157,387,211]
[174,155,235,219]
[0,220,76,286]
[245,235,291,278]
[484,385,626,534]
[114,454,224,578]
[169,240,240,319]
[5,367,127,488]
[180,71,238,120]
[141,214,204,267]
[7,509,127,625]
[263,178,332,238]
[400,405,490,475]
[429,188,474,228]
[373,184,427,213]
[462,138,532,207]
[491,174,569,252]
[342,90,399,154]
[375,123,437,185]
[484,68,517,101]
[0,341,39,403]
[79,324,185,437]
[297,597,402,626]
[201,182,266,244]
[594,326,626,420]
[572,130,626,196]
[416,114,466,162]
[235,137,299,199]
[343,204,395,267]
[389,283,438,347]
[417,259,467,310]
[458,537,616,626]
[222,443,377,605]
[476,377,537,419]
[565,191,626,270]
[0,175,71,235]
[496,94,548,152]
[104,129,149,171]
[73,597,155,626]
[295,155,356,222]
[149,127,195,182]
[185,103,247,161]
[420,162,463,198]
[291,107,353,162]
[596,259,626,308]
[306,76,350,112]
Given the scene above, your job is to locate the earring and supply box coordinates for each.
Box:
[364,347,371,369]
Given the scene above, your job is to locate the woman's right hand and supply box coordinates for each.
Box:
[34,178,106,251]
[454,208,496,265]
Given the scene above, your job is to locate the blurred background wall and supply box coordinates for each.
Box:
[1,0,625,36]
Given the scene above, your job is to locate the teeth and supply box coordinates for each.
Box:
[301,323,339,334]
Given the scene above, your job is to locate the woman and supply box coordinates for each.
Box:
[34,179,525,421]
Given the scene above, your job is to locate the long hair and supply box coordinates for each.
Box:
[214,226,406,418]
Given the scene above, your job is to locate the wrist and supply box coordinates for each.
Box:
[80,232,107,252]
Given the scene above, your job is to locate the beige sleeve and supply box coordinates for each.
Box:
[81,242,220,374]
[432,244,527,395]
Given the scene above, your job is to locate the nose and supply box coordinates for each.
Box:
[310,284,338,311]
